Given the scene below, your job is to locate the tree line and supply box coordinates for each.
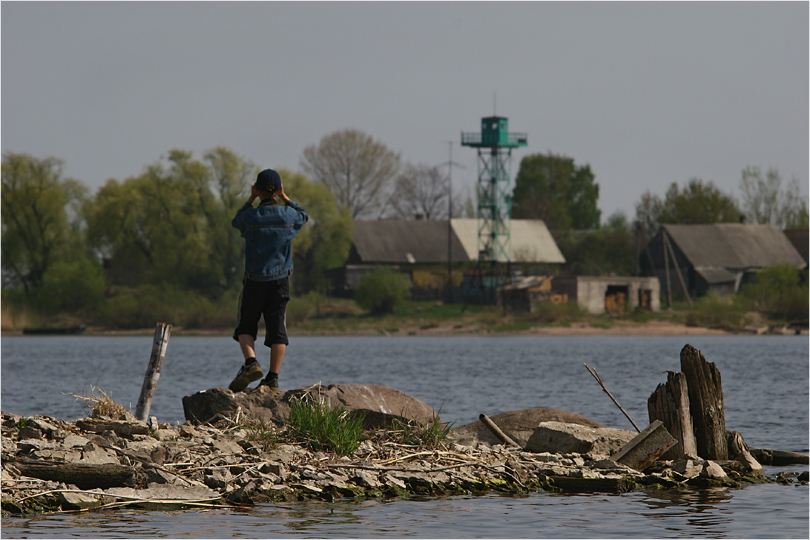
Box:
[3,128,807,326]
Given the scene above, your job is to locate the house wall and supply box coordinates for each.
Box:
[641,233,695,299]
[554,276,660,314]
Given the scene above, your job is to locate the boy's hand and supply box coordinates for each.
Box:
[278,183,290,203]
[249,185,259,204]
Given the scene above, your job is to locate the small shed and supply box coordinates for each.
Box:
[551,276,661,314]
[497,275,555,312]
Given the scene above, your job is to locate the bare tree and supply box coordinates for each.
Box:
[385,164,453,220]
[300,129,400,219]
[740,166,808,228]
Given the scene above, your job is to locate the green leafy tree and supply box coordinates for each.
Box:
[556,211,638,276]
[280,169,353,293]
[86,148,256,296]
[203,147,257,291]
[741,263,808,321]
[739,166,808,229]
[1,152,88,292]
[635,178,740,239]
[36,258,106,315]
[300,129,401,219]
[85,158,209,291]
[355,267,410,314]
[511,152,600,230]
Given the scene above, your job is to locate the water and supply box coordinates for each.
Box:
[2,334,808,537]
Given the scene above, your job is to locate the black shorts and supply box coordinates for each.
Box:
[233,277,290,347]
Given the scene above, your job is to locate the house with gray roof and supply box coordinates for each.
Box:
[329,219,565,298]
[640,223,805,299]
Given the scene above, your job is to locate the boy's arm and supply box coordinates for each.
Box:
[232,186,260,229]
[278,183,309,227]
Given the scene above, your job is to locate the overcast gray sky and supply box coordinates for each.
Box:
[3,2,808,221]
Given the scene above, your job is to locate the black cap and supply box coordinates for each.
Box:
[255,169,282,192]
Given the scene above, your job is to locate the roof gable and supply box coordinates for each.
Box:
[450,219,566,263]
[350,219,567,265]
[663,224,805,269]
[351,220,468,264]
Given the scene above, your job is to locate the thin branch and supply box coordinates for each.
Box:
[584,363,641,432]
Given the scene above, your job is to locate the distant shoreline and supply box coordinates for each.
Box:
[5,319,803,337]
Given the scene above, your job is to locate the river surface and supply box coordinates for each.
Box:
[1,334,808,537]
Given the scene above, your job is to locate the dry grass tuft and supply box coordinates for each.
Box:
[68,385,134,421]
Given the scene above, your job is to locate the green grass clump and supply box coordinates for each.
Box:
[241,417,279,451]
[404,415,451,449]
[288,394,365,455]
[368,415,452,451]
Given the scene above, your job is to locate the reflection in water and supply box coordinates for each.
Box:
[3,487,807,538]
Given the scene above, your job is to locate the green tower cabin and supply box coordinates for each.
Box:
[461,115,527,265]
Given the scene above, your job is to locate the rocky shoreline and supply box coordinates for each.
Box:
[3,397,807,516]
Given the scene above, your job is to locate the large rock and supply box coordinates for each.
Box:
[448,408,604,447]
[525,421,636,456]
[182,383,438,429]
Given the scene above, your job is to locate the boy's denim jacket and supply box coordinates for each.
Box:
[232,198,308,282]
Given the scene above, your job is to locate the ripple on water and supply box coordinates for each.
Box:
[2,488,808,538]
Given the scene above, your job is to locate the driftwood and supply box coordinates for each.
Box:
[750,448,810,466]
[680,344,728,460]
[647,370,698,460]
[8,458,143,490]
[135,322,171,421]
[549,475,637,493]
[479,414,519,447]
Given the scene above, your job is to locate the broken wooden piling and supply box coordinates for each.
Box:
[647,370,697,460]
[135,322,171,422]
[680,344,728,460]
[647,344,729,461]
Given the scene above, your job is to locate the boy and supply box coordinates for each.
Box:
[229,169,308,393]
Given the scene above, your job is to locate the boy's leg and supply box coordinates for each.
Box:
[230,280,268,392]
[239,334,257,361]
[260,278,290,389]
[269,343,286,376]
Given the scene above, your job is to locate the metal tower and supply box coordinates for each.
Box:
[461,115,526,266]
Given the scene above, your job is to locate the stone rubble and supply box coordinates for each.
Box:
[2,409,797,516]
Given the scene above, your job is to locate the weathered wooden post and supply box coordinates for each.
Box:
[135,322,171,422]
[647,370,698,460]
[680,344,728,460]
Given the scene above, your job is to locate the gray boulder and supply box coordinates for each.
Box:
[525,421,635,456]
[182,383,438,429]
[449,408,604,447]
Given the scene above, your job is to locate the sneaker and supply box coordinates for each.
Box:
[250,384,279,395]
[228,362,263,392]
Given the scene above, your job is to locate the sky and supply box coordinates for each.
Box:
[3,2,808,221]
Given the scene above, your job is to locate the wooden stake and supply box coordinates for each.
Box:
[584,363,641,432]
[135,322,171,422]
